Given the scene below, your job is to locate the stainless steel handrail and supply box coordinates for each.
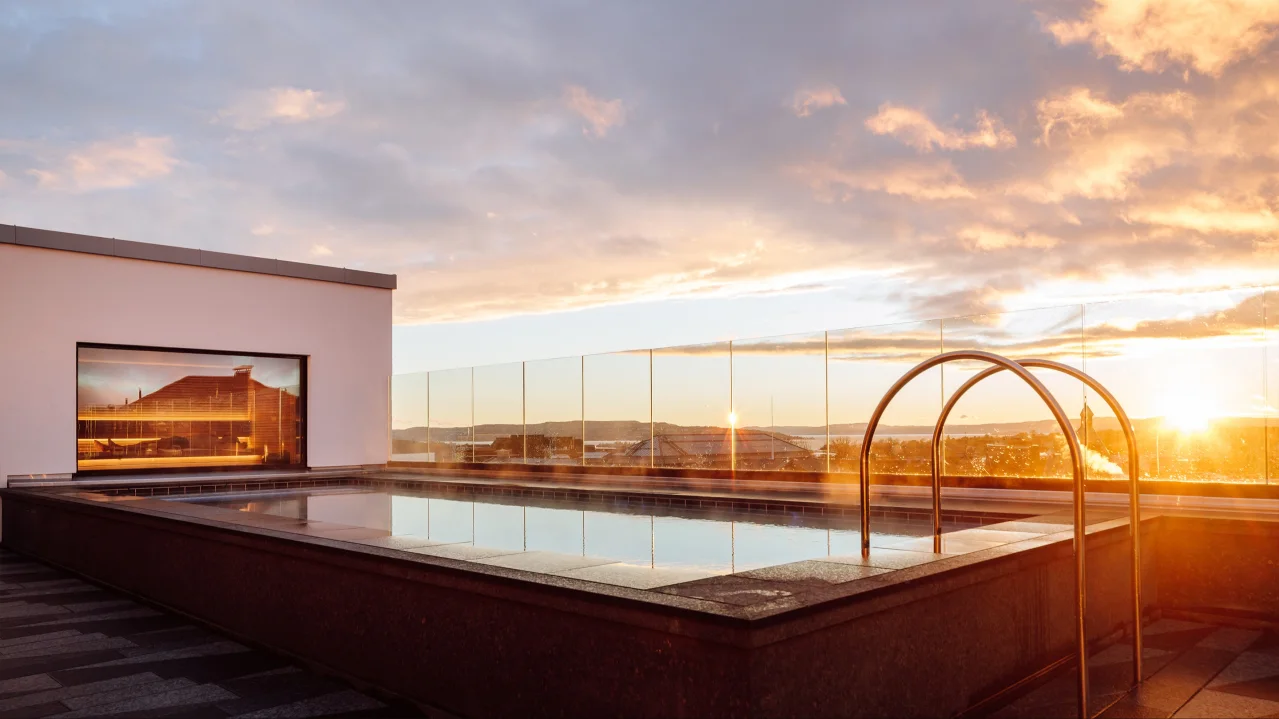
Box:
[931,358,1143,687]
[858,350,1090,718]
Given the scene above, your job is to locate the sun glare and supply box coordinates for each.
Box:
[1159,385,1219,434]
[728,411,738,427]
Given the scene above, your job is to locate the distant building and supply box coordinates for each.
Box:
[1078,404,1109,453]
[619,429,814,469]
[481,434,582,463]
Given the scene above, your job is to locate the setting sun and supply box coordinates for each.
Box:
[1159,385,1220,434]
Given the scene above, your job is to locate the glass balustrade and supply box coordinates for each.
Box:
[389,287,1279,486]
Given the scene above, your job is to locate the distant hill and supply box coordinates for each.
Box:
[393,416,1268,443]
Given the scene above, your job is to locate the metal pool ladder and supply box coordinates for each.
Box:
[856,350,1144,719]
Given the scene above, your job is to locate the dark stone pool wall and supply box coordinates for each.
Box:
[5,488,1248,719]
[1154,514,1279,623]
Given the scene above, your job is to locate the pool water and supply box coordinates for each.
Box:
[173,486,977,575]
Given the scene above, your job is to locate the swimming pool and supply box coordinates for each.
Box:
[4,474,1133,718]
[168,483,1001,577]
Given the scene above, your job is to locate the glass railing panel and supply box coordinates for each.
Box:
[1269,288,1279,485]
[730,332,827,472]
[940,306,1085,481]
[1083,289,1267,483]
[827,321,943,481]
[473,362,524,464]
[429,368,474,463]
[524,356,583,465]
[652,341,732,470]
[390,372,430,461]
[583,350,651,467]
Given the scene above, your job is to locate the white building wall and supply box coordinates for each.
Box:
[0,243,392,485]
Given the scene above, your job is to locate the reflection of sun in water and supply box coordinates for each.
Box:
[1159,385,1219,434]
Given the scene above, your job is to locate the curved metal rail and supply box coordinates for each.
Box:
[857,350,1090,718]
[931,359,1143,686]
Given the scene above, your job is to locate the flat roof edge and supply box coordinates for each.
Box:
[2,224,397,290]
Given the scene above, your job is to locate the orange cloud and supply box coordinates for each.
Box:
[865,104,1016,152]
[792,83,847,117]
[1125,193,1279,234]
[1037,87,1194,143]
[958,225,1060,251]
[1192,68,1279,158]
[1046,0,1279,76]
[1035,87,1125,142]
[563,85,626,137]
[388,201,888,324]
[1012,87,1194,201]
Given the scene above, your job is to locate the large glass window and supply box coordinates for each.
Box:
[76,344,305,473]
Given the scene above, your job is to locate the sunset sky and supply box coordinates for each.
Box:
[4,1,1279,418]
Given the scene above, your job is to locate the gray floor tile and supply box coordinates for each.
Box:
[0,589,104,602]
[65,601,138,615]
[0,606,67,621]
[0,633,80,650]
[1199,629,1264,654]
[56,683,238,718]
[81,641,249,668]
[1172,688,1279,718]
[0,675,60,695]
[0,634,113,657]
[229,689,383,718]
[1091,643,1171,667]
[61,677,197,710]
[1209,652,1279,688]
[0,672,165,712]
[19,608,161,628]
[1097,696,1173,718]
[0,699,70,718]
[1131,647,1237,712]
[1147,619,1214,636]
[11,582,90,593]
[1,637,136,661]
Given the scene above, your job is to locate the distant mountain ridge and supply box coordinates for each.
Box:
[392,415,1260,443]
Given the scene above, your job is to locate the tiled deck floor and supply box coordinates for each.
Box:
[0,549,426,718]
[990,617,1279,718]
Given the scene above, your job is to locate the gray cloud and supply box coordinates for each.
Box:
[1,0,1278,324]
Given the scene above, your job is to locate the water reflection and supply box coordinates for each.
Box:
[204,489,947,574]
